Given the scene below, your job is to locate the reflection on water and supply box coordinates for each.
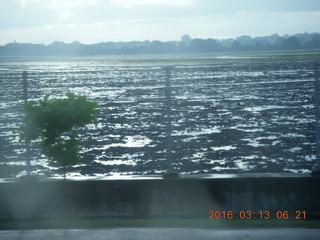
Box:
[0,53,318,177]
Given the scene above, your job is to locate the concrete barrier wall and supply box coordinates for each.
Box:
[0,176,319,221]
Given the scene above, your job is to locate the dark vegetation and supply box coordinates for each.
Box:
[20,92,100,176]
[1,32,320,56]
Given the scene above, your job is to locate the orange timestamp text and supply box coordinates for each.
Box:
[208,210,306,220]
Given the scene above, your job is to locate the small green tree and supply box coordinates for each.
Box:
[20,92,100,178]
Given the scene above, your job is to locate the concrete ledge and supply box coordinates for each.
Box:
[1,173,315,183]
[0,174,319,221]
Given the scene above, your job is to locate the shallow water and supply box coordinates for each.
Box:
[0,52,319,177]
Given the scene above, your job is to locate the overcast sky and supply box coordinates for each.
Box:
[0,0,319,44]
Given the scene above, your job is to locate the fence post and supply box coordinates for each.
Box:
[313,62,320,175]
[165,67,173,173]
[22,70,31,176]
[162,67,179,178]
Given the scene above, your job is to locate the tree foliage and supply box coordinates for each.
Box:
[20,92,100,172]
[2,32,320,56]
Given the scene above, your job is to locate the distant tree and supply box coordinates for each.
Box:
[149,41,177,53]
[236,35,252,44]
[188,38,218,52]
[305,34,320,49]
[2,32,320,56]
[20,92,100,178]
[230,40,241,51]
[282,36,301,49]
[180,34,192,46]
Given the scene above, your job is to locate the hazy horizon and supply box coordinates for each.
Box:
[2,32,318,46]
[0,0,320,45]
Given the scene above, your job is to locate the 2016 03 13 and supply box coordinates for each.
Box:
[208,210,307,220]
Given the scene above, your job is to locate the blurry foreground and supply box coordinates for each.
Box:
[1,227,320,240]
[0,174,319,222]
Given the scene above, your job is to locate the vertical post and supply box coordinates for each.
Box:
[22,70,31,176]
[165,67,174,173]
[22,71,28,103]
[314,62,320,174]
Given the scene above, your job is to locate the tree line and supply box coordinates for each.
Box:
[1,32,320,56]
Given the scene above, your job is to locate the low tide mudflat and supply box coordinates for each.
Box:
[0,51,319,177]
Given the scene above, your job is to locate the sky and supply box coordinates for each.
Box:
[0,0,319,45]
